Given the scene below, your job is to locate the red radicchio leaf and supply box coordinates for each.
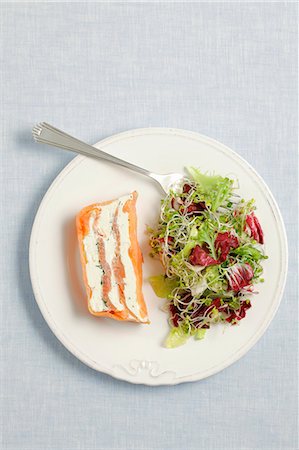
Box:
[191,304,207,319]
[183,183,192,193]
[169,303,180,327]
[179,292,193,306]
[215,232,239,262]
[227,263,254,292]
[238,301,252,318]
[186,202,206,215]
[226,300,251,323]
[171,197,183,211]
[211,297,221,308]
[158,236,174,245]
[191,304,211,329]
[189,245,218,267]
[245,212,264,244]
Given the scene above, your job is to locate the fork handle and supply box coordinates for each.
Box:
[33,122,151,177]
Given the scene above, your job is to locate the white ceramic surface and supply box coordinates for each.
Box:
[29,128,288,385]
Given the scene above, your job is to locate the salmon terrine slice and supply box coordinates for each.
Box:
[76,191,149,323]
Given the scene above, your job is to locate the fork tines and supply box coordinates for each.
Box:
[32,123,44,141]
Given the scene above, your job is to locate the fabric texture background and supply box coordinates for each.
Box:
[0,3,297,450]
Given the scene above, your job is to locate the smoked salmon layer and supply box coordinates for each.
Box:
[76,192,149,323]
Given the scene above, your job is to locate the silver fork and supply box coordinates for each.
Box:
[32,122,184,194]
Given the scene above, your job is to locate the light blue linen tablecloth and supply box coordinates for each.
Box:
[0,3,297,450]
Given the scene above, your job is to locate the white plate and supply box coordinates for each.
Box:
[29,128,288,385]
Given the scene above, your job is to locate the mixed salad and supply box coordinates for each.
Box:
[148,168,267,348]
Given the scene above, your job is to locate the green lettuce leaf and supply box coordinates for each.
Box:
[232,245,267,262]
[187,167,233,212]
[196,220,217,259]
[149,275,179,298]
[193,328,207,340]
[165,326,189,348]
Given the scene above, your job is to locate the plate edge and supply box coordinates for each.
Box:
[29,127,289,386]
